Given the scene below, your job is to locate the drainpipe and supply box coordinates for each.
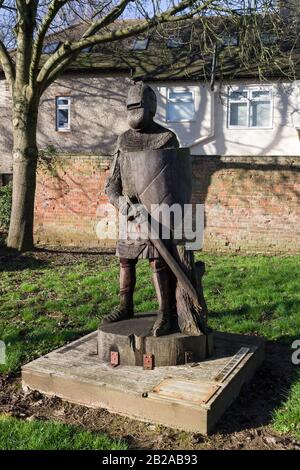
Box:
[183,90,215,148]
[183,44,217,148]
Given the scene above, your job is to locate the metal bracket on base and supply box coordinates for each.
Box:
[143,354,154,370]
[110,351,120,367]
[185,351,194,364]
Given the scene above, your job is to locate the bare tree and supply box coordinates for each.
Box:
[0,0,297,251]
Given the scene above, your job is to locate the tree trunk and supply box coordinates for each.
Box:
[172,245,208,336]
[7,100,38,252]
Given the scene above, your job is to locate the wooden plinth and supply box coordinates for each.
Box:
[21,330,264,434]
[98,313,213,367]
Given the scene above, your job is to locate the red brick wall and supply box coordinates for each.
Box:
[192,156,300,253]
[34,155,300,254]
[35,156,113,249]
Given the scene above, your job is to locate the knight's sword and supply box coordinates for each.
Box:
[127,197,207,333]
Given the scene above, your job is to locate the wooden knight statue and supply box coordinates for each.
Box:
[103,82,208,338]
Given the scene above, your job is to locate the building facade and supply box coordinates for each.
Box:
[2,72,300,172]
[1,21,300,252]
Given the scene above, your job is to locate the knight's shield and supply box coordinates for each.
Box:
[121,148,192,241]
[122,148,192,211]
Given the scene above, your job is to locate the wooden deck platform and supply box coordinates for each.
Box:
[22,330,264,434]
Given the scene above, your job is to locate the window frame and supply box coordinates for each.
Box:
[166,87,196,123]
[221,33,239,47]
[131,37,150,51]
[261,32,277,45]
[56,96,71,132]
[167,36,184,49]
[227,85,273,130]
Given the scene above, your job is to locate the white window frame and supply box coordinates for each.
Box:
[222,33,239,47]
[227,85,273,129]
[167,36,184,49]
[131,38,149,51]
[166,87,196,123]
[56,96,71,132]
[261,32,277,45]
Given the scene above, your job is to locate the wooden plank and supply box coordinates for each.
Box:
[22,368,209,434]
[213,347,250,382]
[150,378,221,405]
[205,343,265,434]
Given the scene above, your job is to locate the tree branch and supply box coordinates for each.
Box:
[15,0,38,87]
[15,0,28,16]
[37,0,215,87]
[30,0,69,87]
[0,38,15,86]
[82,0,134,38]
[0,0,16,11]
[40,54,77,92]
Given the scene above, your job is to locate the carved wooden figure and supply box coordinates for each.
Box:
[103,82,208,339]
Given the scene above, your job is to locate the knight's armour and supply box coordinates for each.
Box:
[106,124,178,204]
[118,124,178,152]
[102,82,178,335]
[103,82,205,337]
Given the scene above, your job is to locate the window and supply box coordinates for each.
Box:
[167,89,195,122]
[261,32,277,45]
[56,97,71,131]
[131,38,149,51]
[81,45,93,53]
[167,36,183,49]
[42,42,60,54]
[228,86,273,128]
[221,33,239,47]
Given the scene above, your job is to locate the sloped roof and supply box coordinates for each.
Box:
[43,16,299,81]
[65,47,300,81]
[2,17,300,82]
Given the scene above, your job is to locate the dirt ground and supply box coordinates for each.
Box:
[0,342,299,450]
[0,247,299,450]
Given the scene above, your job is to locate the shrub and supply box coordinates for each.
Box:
[0,182,12,231]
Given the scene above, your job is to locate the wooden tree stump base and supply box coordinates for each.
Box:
[98,312,213,367]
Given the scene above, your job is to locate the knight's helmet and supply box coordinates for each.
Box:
[126,82,157,117]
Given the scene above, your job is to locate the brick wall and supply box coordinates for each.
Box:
[192,156,300,253]
[34,155,300,254]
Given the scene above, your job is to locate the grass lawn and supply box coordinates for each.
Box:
[0,251,299,448]
[272,371,300,438]
[0,415,126,450]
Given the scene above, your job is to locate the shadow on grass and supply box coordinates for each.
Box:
[213,339,299,436]
[208,301,300,349]
[0,245,116,273]
[209,300,300,320]
[1,326,96,376]
[0,250,49,273]
[34,247,114,256]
